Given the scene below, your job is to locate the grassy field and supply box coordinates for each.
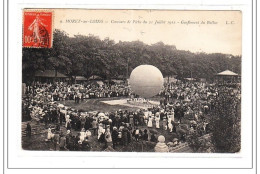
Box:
[58,97,138,112]
[57,96,163,112]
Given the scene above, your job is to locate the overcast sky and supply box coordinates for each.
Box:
[54,9,241,56]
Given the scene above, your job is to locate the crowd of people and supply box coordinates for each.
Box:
[24,82,130,104]
[22,80,241,151]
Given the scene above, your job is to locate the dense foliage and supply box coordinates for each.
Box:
[23,30,241,82]
[210,91,241,153]
[187,132,214,153]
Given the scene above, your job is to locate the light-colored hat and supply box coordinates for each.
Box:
[158,135,166,143]
[98,113,105,117]
[86,130,92,136]
[173,138,178,142]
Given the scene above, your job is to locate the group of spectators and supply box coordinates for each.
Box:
[22,80,241,151]
[24,82,130,103]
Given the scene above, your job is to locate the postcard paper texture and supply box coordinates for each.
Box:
[21,9,242,154]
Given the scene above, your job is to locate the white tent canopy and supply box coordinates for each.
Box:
[217,70,238,76]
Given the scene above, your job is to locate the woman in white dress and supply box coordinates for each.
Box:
[147,116,153,128]
[155,116,160,129]
[168,118,173,132]
[170,110,175,122]
[105,128,112,147]
[98,124,104,140]
[65,115,70,128]
[47,128,54,141]
[85,130,92,139]
[47,128,53,140]
[79,128,86,142]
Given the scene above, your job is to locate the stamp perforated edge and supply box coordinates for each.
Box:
[22,9,55,48]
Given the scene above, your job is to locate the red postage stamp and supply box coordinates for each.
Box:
[23,11,53,48]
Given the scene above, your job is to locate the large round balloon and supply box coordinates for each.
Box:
[129,65,164,98]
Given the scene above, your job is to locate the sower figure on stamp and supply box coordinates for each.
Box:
[28,14,48,46]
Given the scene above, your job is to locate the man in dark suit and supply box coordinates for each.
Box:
[112,127,119,149]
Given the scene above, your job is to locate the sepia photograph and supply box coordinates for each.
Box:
[21,9,242,153]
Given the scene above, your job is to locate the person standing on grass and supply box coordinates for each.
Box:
[74,133,80,151]
[150,133,157,142]
[127,126,132,144]
[168,117,173,133]
[112,127,119,149]
[26,122,31,138]
[163,116,168,130]
[65,130,72,150]
[155,113,160,129]
[133,127,140,142]
[59,132,66,151]
[65,114,70,128]
[74,92,77,103]
[122,125,129,146]
[104,128,113,149]
[77,92,81,103]
[147,116,153,128]
[79,128,86,142]
[92,118,98,136]
[53,131,60,151]
[143,129,148,141]
[66,119,71,130]
[81,139,91,151]
[47,127,53,141]
[80,114,86,130]
[44,111,49,128]
[60,108,66,126]
[98,123,105,140]
[85,115,92,130]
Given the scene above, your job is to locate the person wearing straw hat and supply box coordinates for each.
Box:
[172,138,179,147]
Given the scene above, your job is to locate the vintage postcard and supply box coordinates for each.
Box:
[21,9,242,153]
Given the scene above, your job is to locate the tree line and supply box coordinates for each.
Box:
[22,29,241,82]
